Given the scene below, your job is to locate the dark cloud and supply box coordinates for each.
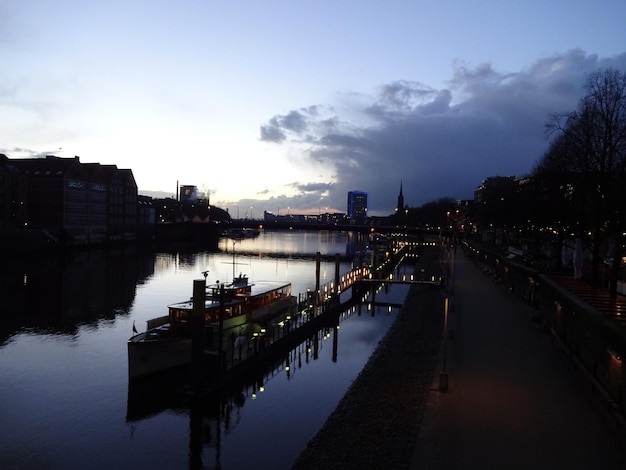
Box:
[259,106,323,143]
[235,192,334,216]
[260,118,287,143]
[221,181,338,217]
[290,181,334,193]
[372,80,439,113]
[265,50,626,215]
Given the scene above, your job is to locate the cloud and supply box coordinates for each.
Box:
[260,118,287,143]
[0,147,47,158]
[260,106,322,143]
[290,181,334,193]
[259,49,626,216]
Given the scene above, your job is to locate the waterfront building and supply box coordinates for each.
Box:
[137,195,155,225]
[347,190,368,223]
[9,155,138,245]
[0,154,28,229]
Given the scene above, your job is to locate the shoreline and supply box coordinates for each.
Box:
[292,250,446,469]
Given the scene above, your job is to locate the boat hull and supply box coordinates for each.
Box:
[128,335,191,380]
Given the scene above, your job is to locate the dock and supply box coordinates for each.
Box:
[184,241,444,396]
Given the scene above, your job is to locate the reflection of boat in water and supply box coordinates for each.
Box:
[126,331,329,468]
[126,327,329,423]
[226,228,260,239]
[128,273,295,380]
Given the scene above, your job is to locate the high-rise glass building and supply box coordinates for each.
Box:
[347,190,368,221]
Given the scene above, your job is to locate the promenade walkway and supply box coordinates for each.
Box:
[411,250,626,469]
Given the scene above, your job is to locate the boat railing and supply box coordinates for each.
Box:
[146,315,169,330]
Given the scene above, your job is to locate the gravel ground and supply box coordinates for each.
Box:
[292,250,446,470]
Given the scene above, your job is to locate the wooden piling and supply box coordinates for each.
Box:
[315,252,321,308]
[191,279,205,389]
[334,253,340,296]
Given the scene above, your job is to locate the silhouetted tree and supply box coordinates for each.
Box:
[539,68,626,292]
[411,197,456,226]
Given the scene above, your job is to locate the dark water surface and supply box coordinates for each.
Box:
[1,230,414,469]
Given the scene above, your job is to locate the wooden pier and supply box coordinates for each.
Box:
[185,241,444,396]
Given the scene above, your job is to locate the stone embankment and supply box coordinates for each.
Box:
[292,250,446,469]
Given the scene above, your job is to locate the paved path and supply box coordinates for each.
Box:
[411,250,626,469]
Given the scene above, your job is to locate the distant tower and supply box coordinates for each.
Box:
[347,190,368,222]
[397,181,404,213]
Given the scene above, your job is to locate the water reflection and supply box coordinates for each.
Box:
[0,230,367,346]
[0,247,155,345]
[127,302,381,469]
[1,230,409,470]
[222,229,370,260]
[128,327,319,418]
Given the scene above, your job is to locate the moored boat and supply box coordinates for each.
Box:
[128,273,295,380]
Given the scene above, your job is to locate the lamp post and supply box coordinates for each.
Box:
[439,297,449,391]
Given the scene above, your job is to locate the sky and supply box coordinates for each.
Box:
[2,1,626,217]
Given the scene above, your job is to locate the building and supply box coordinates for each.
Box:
[396,181,404,214]
[474,176,517,242]
[179,185,199,205]
[9,155,138,245]
[179,185,208,222]
[0,154,28,229]
[176,184,231,223]
[347,190,368,222]
[137,195,155,225]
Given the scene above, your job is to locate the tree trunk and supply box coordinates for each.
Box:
[609,232,623,297]
[590,229,602,287]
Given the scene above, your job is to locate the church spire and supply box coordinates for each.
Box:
[397,181,404,213]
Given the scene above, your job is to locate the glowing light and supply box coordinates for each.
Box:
[608,348,622,361]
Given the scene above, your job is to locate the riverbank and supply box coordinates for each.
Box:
[292,250,446,469]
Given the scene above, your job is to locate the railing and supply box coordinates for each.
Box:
[217,242,440,370]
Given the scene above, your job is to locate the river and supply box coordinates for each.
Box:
[0,229,416,469]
